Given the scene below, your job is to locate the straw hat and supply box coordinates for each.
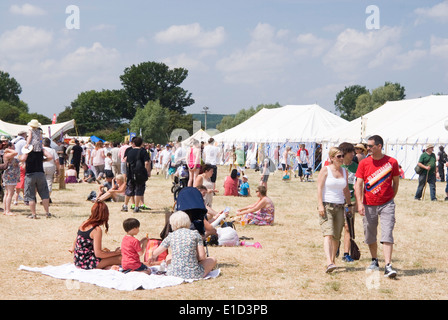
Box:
[425,144,434,150]
[27,119,41,128]
[355,143,367,152]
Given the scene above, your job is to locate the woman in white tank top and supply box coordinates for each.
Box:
[317,147,353,273]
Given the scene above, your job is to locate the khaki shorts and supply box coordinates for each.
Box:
[319,203,345,241]
[363,199,396,245]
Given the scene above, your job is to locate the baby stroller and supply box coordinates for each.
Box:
[161,187,208,239]
[171,163,189,201]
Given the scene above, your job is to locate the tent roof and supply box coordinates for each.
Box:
[182,129,211,147]
[319,95,448,145]
[0,119,75,140]
[213,104,348,144]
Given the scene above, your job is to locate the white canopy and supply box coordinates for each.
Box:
[318,95,448,145]
[0,119,75,140]
[319,95,448,179]
[181,129,211,147]
[213,104,348,144]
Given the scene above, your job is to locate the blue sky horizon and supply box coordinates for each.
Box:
[1,1,447,119]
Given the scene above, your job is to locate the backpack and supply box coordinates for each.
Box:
[128,148,148,184]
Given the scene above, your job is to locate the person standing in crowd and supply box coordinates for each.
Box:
[186,139,201,187]
[122,137,150,213]
[338,142,358,262]
[202,138,220,190]
[42,138,60,203]
[414,144,437,201]
[110,142,121,176]
[90,141,106,180]
[2,142,20,216]
[355,135,400,278]
[317,147,352,273]
[437,146,447,182]
[296,144,310,182]
[20,142,55,219]
[119,140,130,179]
[354,143,367,163]
[71,139,83,179]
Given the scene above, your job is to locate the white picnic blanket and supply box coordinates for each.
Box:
[18,263,220,291]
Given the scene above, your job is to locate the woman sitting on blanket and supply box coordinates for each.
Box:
[70,202,121,270]
[150,211,217,279]
[235,185,275,226]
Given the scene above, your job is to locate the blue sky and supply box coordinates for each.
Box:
[0,0,447,119]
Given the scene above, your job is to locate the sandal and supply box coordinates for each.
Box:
[27,214,40,219]
[326,264,337,273]
[5,212,16,216]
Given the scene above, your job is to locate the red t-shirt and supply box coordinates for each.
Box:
[355,155,399,206]
[121,235,143,270]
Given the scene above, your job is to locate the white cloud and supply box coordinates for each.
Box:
[42,42,121,80]
[10,4,46,16]
[154,23,226,48]
[0,26,53,59]
[415,1,448,24]
[430,35,448,59]
[216,23,291,84]
[162,53,209,72]
[294,33,331,57]
[322,26,402,77]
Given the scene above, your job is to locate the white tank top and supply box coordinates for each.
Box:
[322,166,347,204]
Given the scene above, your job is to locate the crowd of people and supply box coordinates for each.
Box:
[2,122,448,280]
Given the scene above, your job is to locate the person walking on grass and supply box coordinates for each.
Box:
[355,135,400,278]
[317,147,353,273]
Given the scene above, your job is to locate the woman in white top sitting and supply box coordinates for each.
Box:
[317,147,353,273]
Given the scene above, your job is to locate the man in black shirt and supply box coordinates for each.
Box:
[21,148,54,219]
[71,139,83,179]
[122,137,150,213]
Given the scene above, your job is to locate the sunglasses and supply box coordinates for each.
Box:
[367,144,375,148]
[335,154,344,159]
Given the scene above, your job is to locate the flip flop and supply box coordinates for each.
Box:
[326,264,337,273]
[27,214,40,219]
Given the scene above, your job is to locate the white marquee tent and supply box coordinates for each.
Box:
[0,119,75,140]
[318,95,448,179]
[212,104,349,169]
[213,104,348,144]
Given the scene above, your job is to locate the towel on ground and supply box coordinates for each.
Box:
[18,263,220,291]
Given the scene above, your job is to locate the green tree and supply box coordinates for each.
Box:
[130,100,169,144]
[0,70,22,106]
[353,82,406,118]
[120,61,194,115]
[334,85,368,121]
[68,89,129,134]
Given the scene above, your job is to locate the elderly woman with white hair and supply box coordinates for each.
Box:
[150,211,217,279]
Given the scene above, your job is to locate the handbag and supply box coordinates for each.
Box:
[414,164,423,175]
[350,239,361,260]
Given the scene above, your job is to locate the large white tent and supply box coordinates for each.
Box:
[0,119,75,140]
[212,104,349,169]
[213,104,348,144]
[319,95,448,179]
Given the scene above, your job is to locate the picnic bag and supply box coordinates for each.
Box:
[144,238,167,263]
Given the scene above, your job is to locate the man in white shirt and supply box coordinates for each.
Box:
[13,131,27,156]
[203,138,221,189]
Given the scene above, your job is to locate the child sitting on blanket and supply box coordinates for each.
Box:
[121,218,151,274]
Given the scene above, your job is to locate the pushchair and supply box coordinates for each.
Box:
[161,187,208,240]
[170,162,189,201]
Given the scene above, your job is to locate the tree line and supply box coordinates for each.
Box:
[1,64,410,142]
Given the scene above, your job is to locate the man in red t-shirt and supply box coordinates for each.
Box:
[355,135,400,278]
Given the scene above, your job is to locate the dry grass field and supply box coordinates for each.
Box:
[1,166,448,300]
